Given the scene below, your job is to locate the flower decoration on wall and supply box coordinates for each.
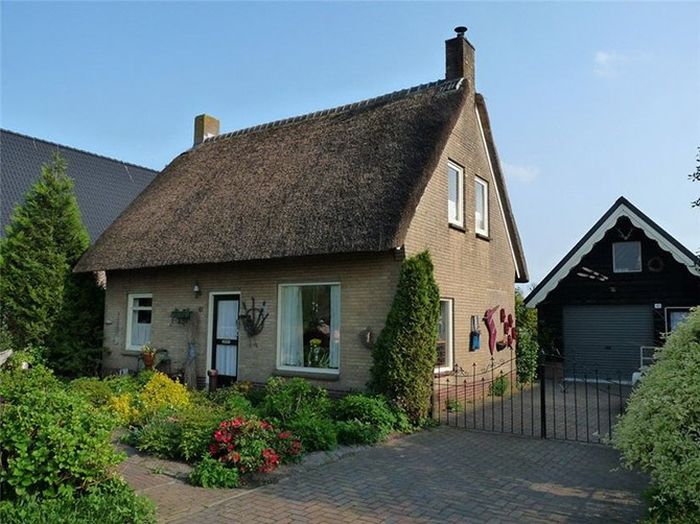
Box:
[239,297,269,338]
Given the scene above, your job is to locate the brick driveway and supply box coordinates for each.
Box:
[123,427,647,523]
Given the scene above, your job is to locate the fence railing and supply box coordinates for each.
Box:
[431,351,633,444]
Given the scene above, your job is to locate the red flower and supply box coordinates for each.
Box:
[260,420,273,431]
[231,417,245,428]
[278,431,292,439]
[209,444,218,456]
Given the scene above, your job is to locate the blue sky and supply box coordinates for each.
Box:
[2,1,699,284]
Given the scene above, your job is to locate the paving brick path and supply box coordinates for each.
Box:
[121,427,647,523]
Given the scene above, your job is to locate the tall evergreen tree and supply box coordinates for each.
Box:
[0,153,103,375]
[369,251,440,424]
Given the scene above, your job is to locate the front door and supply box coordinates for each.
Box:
[211,295,240,386]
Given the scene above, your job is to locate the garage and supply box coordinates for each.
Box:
[563,305,654,381]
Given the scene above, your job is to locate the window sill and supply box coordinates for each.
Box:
[476,232,490,241]
[121,350,142,356]
[448,223,467,233]
[433,368,455,378]
[274,368,340,381]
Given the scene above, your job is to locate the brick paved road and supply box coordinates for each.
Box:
[123,427,647,523]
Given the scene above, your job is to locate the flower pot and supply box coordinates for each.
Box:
[143,352,155,370]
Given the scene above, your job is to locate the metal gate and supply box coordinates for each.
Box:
[431,351,633,444]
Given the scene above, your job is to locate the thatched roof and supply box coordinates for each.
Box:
[77,78,520,273]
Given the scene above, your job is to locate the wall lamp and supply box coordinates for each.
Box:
[193,282,201,298]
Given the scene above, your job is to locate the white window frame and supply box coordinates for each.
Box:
[435,298,454,373]
[125,293,152,351]
[612,241,642,273]
[447,161,464,228]
[276,282,341,375]
[475,176,489,237]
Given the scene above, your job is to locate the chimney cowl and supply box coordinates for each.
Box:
[445,25,475,83]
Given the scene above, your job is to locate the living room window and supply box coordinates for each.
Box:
[475,176,489,236]
[126,293,152,350]
[448,161,464,227]
[436,298,454,372]
[278,283,340,373]
[613,241,642,273]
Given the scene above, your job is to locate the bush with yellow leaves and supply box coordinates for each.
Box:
[139,372,191,419]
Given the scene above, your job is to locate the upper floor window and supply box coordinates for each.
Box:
[278,283,340,373]
[475,176,489,236]
[126,293,152,350]
[436,298,454,372]
[612,241,641,273]
[447,161,464,227]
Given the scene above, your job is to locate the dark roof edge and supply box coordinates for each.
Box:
[475,94,529,283]
[196,78,465,148]
[524,196,700,306]
[0,128,159,173]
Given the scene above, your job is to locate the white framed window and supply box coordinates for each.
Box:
[447,161,464,227]
[277,283,340,374]
[475,176,489,236]
[612,241,642,273]
[126,293,152,351]
[436,298,454,372]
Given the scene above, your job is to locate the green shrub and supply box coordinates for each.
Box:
[0,366,121,499]
[189,456,240,489]
[335,421,384,445]
[103,374,141,395]
[68,377,113,406]
[613,307,700,519]
[133,403,228,462]
[488,375,509,397]
[445,399,463,412]
[369,251,440,424]
[514,290,539,385]
[284,411,337,452]
[0,479,155,524]
[261,377,331,421]
[210,387,256,417]
[332,394,396,444]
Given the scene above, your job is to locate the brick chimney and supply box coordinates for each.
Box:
[445,26,475,86]
[193,114,220,146]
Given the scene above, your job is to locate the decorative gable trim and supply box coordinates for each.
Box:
[525,197,700,307]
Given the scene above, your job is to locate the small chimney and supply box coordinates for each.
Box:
[193,114,220,146]
[445,26,475,86]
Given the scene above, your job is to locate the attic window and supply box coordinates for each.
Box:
[447,161,464,227]
[475,176,489,236]
[613,241,642,273]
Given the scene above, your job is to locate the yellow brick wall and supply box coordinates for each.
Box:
[103,252,400,390]
[404,88,518,379]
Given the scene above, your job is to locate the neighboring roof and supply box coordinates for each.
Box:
[525,196,700,307]
[475,94,528,283]
[1,129,157,241]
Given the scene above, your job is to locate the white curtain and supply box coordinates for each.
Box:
[131,312,151,347]
[329,285,340,369]
[280,286,303,367]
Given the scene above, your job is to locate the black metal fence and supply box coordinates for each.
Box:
[431,351,633,444]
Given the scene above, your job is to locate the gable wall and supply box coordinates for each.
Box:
[404,91,518,377]
[537,216,700,350]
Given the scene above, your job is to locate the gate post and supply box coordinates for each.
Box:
[539,364,547,439]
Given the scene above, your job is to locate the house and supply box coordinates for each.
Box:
[525,197,700,381]
[76,28,528,390]
[1,129,157,241]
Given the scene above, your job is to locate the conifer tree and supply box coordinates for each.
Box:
[0,153,103,375]
[370,251,440,423]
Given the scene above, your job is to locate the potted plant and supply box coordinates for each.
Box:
[141,344,156,370]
